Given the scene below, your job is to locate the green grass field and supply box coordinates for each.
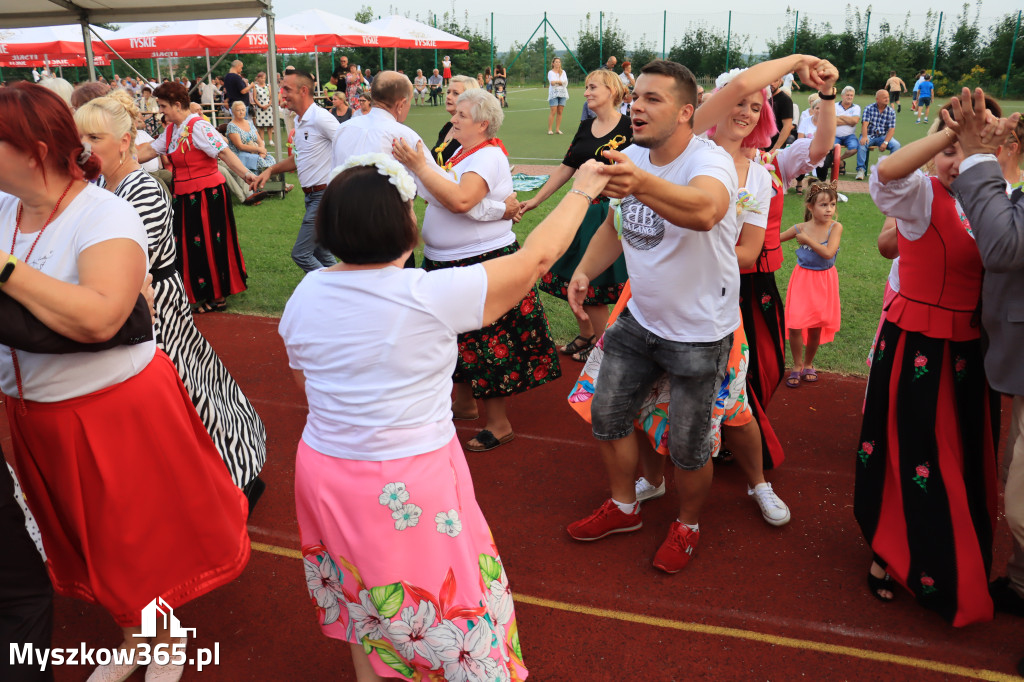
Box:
[227,87,1024,376]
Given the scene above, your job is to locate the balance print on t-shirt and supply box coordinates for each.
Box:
[620,195,665,251]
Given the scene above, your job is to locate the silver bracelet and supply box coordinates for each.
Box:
[569,188,593,203]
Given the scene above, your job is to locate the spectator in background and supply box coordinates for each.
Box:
[835,85,861,172]
[855,89,900,180]
[485,66,493,92]
[696,84,705,106]
[356,91,372,117]
[915,73,935,124]
[363,68,373,89]
[250,71,274,147]
[885,70,907,113]
[780,70,799,95]
[911,69,926,113]
[767,76,794,153]
[413,68,427,105]
[71,81,110,110]
[427,68,443,105]
[226,100,275,176]
[547,57,569,135]
[222,60,252,113]
[344,63,362,108]
[442,55,452,86]
[619,60,635,91]
[322,70,340,103]
[328,92,352,123]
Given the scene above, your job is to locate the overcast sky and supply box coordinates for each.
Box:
[272,0,1022,55]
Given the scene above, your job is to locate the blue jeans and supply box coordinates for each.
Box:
[836,133,859,152]
[291,190,336,273]
[857,136,901,171]
[590,309,732,470]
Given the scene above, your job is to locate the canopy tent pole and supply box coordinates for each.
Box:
[393,47,396,71]
[80,19,96,82]
[314,46,320,100]
[88,25,149,83]
[266,11,283,186]
[206,48,215,124]
[157,58,161,81]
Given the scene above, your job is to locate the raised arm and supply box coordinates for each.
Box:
[597,149,730,231]
[693,54,831,135]
[480,161,609,324]
[874,127,956,185]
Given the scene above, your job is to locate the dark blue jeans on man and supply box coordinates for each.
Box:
[292,190,337,272]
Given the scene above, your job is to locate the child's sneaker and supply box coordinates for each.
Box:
[635,476,666,502]
[567,499,641,541]
[652,522,700,573]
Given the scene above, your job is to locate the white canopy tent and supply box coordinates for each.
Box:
[364,15,468,71]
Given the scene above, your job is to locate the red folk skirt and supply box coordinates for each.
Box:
[5,350,250,626]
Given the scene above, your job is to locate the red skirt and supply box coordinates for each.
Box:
[5,350,250,626]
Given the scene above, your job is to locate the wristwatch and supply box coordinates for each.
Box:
[0,254,17,287]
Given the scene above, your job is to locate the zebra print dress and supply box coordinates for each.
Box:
[108,170,267,487]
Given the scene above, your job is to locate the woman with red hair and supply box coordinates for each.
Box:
[0,82,249,681]
[137,82,254,314]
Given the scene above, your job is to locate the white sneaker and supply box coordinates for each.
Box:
[855,169,865,181]
[635,476,666,502]
[748,482,791,526]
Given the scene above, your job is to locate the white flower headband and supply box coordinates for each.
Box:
[715,67,772,101]
[329,152,417,202]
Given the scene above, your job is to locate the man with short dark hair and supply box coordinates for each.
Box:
[252,70,339,272]
[565,60,740,573]
[222,59,252,110]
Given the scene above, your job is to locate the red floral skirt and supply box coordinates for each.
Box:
[423,242,561,399]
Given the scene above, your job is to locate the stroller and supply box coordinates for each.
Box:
[493,74,508,108]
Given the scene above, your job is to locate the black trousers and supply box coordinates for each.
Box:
[0,453,53,682]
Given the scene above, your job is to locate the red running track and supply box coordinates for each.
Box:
[5,313,1020,681]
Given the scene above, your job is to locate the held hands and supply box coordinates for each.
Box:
[574,159,612,200]
[566,272,591,322]
[793,56,829,91]
[595,151,642,198]
[813,60,839,92]
[502,192,522,222]
[391,138,427,174]
[943,87,1022,157]
[250,169,270,191]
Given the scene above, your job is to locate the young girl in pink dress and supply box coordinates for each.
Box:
[780,181,843,386]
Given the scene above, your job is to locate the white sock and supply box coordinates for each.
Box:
[611,498,638,514]
[676,520,699,532]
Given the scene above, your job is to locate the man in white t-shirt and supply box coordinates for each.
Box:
[835,86,862,167]
[332,71,521,249]
[565,60,739,574]
[252,69,339,272]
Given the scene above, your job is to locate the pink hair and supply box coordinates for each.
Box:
[706,85,778,149]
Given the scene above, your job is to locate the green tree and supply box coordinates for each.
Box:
[629,36,659,73]
[668,24,745,77]
[942,2,982,81]
[503,37,549,85]
[574,14,627,72]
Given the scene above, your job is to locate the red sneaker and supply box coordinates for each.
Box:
[652,522,699,573]
[567,499,642,541]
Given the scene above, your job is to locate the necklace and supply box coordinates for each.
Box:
[443,138,508,172]
[9,179,75,412]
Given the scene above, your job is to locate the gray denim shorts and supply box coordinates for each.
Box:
[590,309,732,470]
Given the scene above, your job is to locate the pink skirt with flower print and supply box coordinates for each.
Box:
[295,435,528,681]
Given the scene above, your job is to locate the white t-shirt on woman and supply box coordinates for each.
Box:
[421,146,516,261]
[279,265,487,461]
[0,185,155,402]
[547,70,568,100]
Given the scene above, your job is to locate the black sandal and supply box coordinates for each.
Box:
[193,301,217,315]
[560,334,596,356]
[867,570,896,602]
[212,299,228,312]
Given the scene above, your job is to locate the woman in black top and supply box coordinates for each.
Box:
[519,68,630,360]
[431,75,480,166]
[328,92,352,123]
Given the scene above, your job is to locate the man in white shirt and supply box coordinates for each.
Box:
[835,85,862,168]
[252,69,339,272]
[565,60,739,574]
[332,70,520,242]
